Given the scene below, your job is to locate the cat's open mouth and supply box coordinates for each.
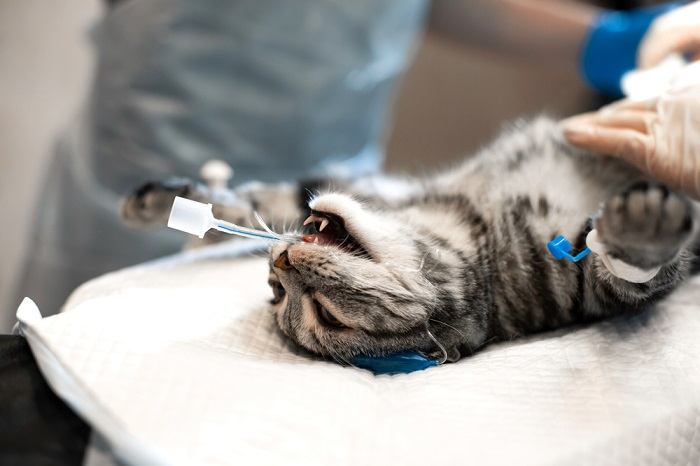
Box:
[301,210,372,259]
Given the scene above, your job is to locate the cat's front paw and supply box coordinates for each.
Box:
[596,182,694,268]
[121,178,194,228]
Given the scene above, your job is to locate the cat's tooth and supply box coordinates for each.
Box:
[319,218,329,232]
[313,237,319,244]
[303,215,315,226]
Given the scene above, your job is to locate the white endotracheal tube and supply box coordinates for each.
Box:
[167,196,297,242]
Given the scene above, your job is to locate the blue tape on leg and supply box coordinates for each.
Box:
[352,351,439,375]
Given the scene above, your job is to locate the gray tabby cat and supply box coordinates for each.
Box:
[122,117,699,363]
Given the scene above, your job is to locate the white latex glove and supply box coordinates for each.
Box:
[638,1,700,68]
[563,75,700,200]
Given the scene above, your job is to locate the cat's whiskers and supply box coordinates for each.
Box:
[328,347,357,369]
[429,318,466,339]
[326,349,344,366]
[283,217,302,235]
[278,216,302,239]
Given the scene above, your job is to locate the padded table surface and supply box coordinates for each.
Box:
[16,240,700,465]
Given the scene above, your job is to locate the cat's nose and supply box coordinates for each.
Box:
[274,250,293,271]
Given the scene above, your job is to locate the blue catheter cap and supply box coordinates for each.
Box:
[547,235,591,263]
[581,2,682,97]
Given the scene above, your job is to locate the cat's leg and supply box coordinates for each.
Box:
[582,182,697,315]
[122,173,423,231]
[121,172,425,250]
[121,178,210,229]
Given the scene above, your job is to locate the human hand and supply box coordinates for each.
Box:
[638,1,700,68]
[562,82,700,200]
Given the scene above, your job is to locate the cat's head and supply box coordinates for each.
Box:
[267,193,488,362]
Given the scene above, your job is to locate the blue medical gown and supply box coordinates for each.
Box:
[14,0,427,316]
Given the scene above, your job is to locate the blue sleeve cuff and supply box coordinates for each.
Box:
[581,2,682,97]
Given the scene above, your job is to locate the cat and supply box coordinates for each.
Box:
[122,117,699,363]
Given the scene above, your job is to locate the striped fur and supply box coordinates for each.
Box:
[123,117,699,362]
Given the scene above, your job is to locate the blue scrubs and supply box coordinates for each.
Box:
[15,0,428,315]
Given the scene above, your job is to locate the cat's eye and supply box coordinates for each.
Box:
[270,282,286,304]
[313,300,347,329]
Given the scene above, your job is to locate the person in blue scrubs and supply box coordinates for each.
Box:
[14,0,686,318]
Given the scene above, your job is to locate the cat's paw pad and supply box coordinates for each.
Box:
[597,182,694,266]
[121,178,193,228]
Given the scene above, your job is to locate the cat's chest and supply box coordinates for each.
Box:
[502,151,633,216]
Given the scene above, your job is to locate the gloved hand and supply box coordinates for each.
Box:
[562,80,700,200]
[638,1,700,69]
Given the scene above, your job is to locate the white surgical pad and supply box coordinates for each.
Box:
[16,241,700,465]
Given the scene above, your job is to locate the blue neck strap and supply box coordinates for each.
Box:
[352,351,439,375]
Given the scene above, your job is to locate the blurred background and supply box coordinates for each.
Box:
[0,1,102,331]
[0,1,652,330]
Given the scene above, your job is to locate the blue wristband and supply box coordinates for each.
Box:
[581,2,682,96]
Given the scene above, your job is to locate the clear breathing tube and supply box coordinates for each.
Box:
[167,196,298,242]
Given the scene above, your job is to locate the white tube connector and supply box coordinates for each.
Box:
[168,197,215,238]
